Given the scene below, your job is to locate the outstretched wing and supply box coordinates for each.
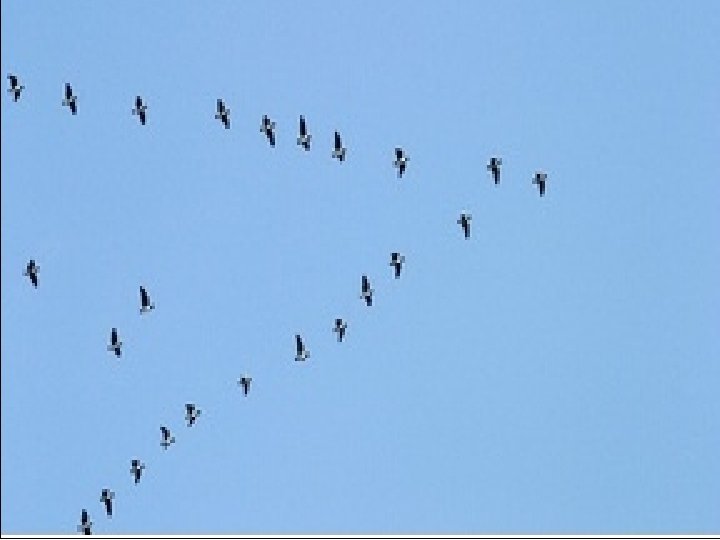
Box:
[217,99,224,114]
[362,275,369,291]
[8,74,17,87]
[161,426,169,439]
[268,130,276,147]
[334,131,342,149]
[140,286,149,306]
[396,147,403,160]
[111,328,117,345]
[139,109,146,125]
[296,334,303,354]
[299,115,306,135]
[135,96,142,109]
[65,83,72,100]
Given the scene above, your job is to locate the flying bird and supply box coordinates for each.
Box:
[139,286,155,314]
[77,509,92,535]
[185,403,201,427]
[333,318,347,342]
[393,147,409,178]
[130,459,145,484]
[107,328,122,358]
[237,375,252,396]
[23,259,39,288]
[160,426,175,449]
[297,115,311,150]
[332,131,346,162]
[533,171,547,196]
[360,275,374,306]
[215,99,230,128]
[132,96,147,125]
[100,489,114,518]
[7,74,24,101]
[62,83,77,114]
[260,115,276,147]
[487,157,502,185]
[389,252,405,279]
[457,212,472,239]
[295,334,309,362]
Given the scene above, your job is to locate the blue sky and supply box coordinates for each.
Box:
[2,0,719,535]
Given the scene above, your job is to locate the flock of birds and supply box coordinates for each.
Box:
[8,72,547,534]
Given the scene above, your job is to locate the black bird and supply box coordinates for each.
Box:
[457,212,472,239]
[185,403,201,427]
[77,509,92,535]
[215,99,230,128]
[7,74,24,101]
[62,83,77,115]
[130,459,145,484]
[360,275,374,306]
[297,115,311,150]
[389,252,405,279]
[487,156,502,185]
[100,489,114,518]
[237,375,252,396]
[533,171,547,196]
[295,334,309,362]
[260,115,276,147]
[160,426,175,449]
[139,286,155,314]
[23,259,39,288]
[132,96,147,125]
[333,318,347,342]
[107,328,122,358]
[332,131,346,161]
[393,147,409,178]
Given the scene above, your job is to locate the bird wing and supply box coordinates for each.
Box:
[299,115,306,135]
[140,286,148,305]
[136,96,142,109]
[111,328,117,344]
[217,99,224,113]
[139,110,146,125]
[396,147,403,160]
[65,83,72,99]
[8,74,17,87]
[269,130,276,147]
[296,334,303,353]
[335,131,342,149]
[362,275,369,291]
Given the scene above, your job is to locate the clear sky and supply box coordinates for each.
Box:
[2,0,719,535]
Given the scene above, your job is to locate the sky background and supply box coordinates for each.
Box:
[2,0,719,535]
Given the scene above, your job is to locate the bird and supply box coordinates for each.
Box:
[260,115,276,147]
[295,334,310,362]
[332,131,346,161]
[131,96,147,125]
[487,157,502,185]
[297,115,311,150]
[389,252,405,279]
[533,171,547,196]
[215,99,230,129]
[237,375,252,396]
[139,286,155,314]
[393,147,409,178]
[107,328,122,358]
[23,259,39,288]
[77,509,92,535]
[160,426,175,449]
[333,318,347,342]
[457,212,472,239]
[360,275,374,306]
[62,83,77,114]
[7,74,24,101]
[185,403,201,427]
[100,489,114,518]
[130,459,145,484]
